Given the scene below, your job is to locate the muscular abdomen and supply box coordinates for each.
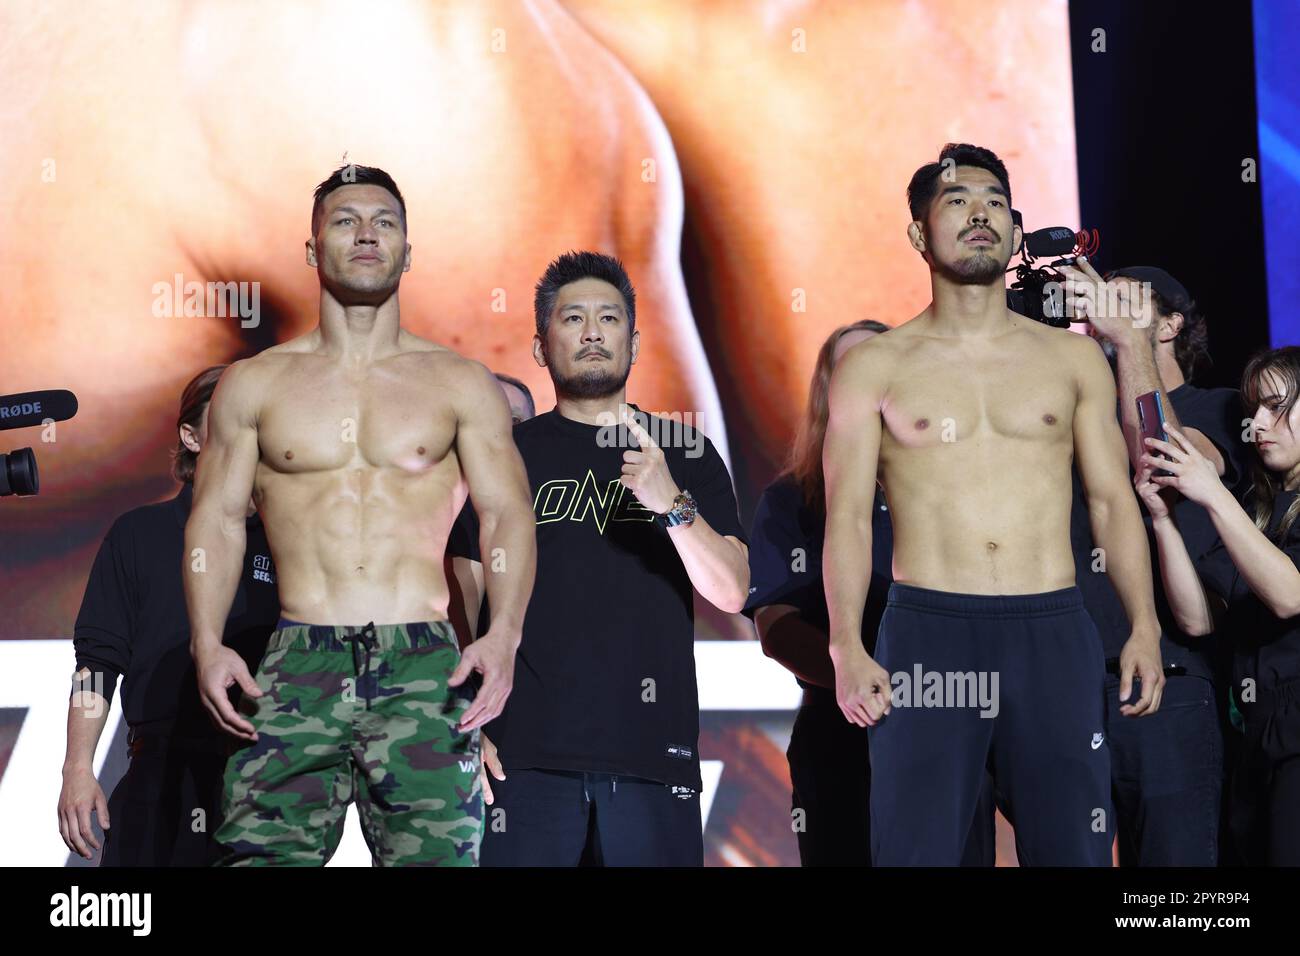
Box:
[256,458,464,627]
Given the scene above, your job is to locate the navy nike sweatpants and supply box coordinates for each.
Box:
[868,583,1113,866]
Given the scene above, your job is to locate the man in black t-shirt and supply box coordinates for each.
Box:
[448,251,749,866]
[1061,263,1252,865]
[59,366,280,866]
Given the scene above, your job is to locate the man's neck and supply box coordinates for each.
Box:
[1155,343,1186,391]
[923,276,1015,337]
[554,389,630,426]
[317,291,403,362]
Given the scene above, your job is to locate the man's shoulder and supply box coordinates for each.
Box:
[1174,382,1242,413]
[1046,324,1108,375]
[834,327,902,386]
[394,334,495,384]
[514,411,552,438]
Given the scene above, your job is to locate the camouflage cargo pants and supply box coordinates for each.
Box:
[214,618,482,866]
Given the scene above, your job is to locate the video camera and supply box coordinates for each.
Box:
[1006,210,1101,327]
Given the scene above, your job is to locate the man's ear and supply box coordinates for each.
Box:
[403,242,412,273]
[305,237,317,268]
[179,423,201,455]
[532,334,547,368]
[907,221,927,254]
[630,328,640,366]
[1160,311,1185,343]
[1011,222,1023,255]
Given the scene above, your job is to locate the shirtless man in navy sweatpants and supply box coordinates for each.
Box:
[823,144,1166,866]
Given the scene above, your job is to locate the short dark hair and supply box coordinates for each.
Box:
[494,372,536,420]
[172,365,227,484]
[534,251,636,338]
[907,143,1012,224]
[311,165,407,237]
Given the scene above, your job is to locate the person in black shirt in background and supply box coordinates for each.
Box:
[1136,345,1300,865]
[747,319,996,866]
[1060,261,1252,865]
[449,251,749,866]
[58,366,280,865]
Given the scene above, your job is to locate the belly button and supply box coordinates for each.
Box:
[986,541,998,551]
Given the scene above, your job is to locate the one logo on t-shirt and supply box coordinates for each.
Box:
[1090,732,1104,750]
[665,743,694,760]
[669,785,697,800]
[252,554,276,584]
[534,470,655,534]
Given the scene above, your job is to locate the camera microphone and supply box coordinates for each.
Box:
[0,389,79,431]
[0,389,78,497]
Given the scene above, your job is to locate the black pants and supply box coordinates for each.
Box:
[869,583,1113,866]
[1106,673,1223,866]
[1233,679,1300,865]
[788,690,998,866]
[481,768,703,867]
[100,749,228,867]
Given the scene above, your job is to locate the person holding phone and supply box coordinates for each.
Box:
[1059,262,1252,866]
[1135,346,1300,865]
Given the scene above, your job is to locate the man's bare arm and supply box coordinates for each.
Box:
[823,345,882,647]
[1113,337,1225,475]
[448,361,537,732]
[1071,335,1165,715]
[822,344,893,726]
[185,361,264,739]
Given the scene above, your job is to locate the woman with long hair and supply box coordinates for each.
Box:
[1136,345,1300,864]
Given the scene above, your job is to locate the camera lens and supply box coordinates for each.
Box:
[0,447,39,496]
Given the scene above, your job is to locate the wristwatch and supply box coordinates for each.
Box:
[656,489,697,529]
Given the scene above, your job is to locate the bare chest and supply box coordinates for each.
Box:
[258,366,456,473]
[881,346,1075,450]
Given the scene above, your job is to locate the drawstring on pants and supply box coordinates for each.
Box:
[344,622,378,709]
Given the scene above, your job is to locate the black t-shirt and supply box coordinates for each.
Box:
[742,474,893,687]
[1194,488,1300,695]
[449,407,747,789]
[73,485,280,737]
[1071,384,1252,679]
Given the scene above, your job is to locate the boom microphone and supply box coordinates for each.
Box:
[0,390,79,431]
[1023,227,1080,258]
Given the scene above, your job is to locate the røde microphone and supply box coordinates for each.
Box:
[1023,227,1079,258]
[0,390,79,431]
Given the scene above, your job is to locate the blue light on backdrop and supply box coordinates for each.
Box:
[1255,0,1300,347]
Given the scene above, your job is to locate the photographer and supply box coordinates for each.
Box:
[58,366,279,866]
[1135,346,1300,865]
[1061,261,1253,865]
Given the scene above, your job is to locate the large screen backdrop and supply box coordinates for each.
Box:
[0,0,1079,866]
